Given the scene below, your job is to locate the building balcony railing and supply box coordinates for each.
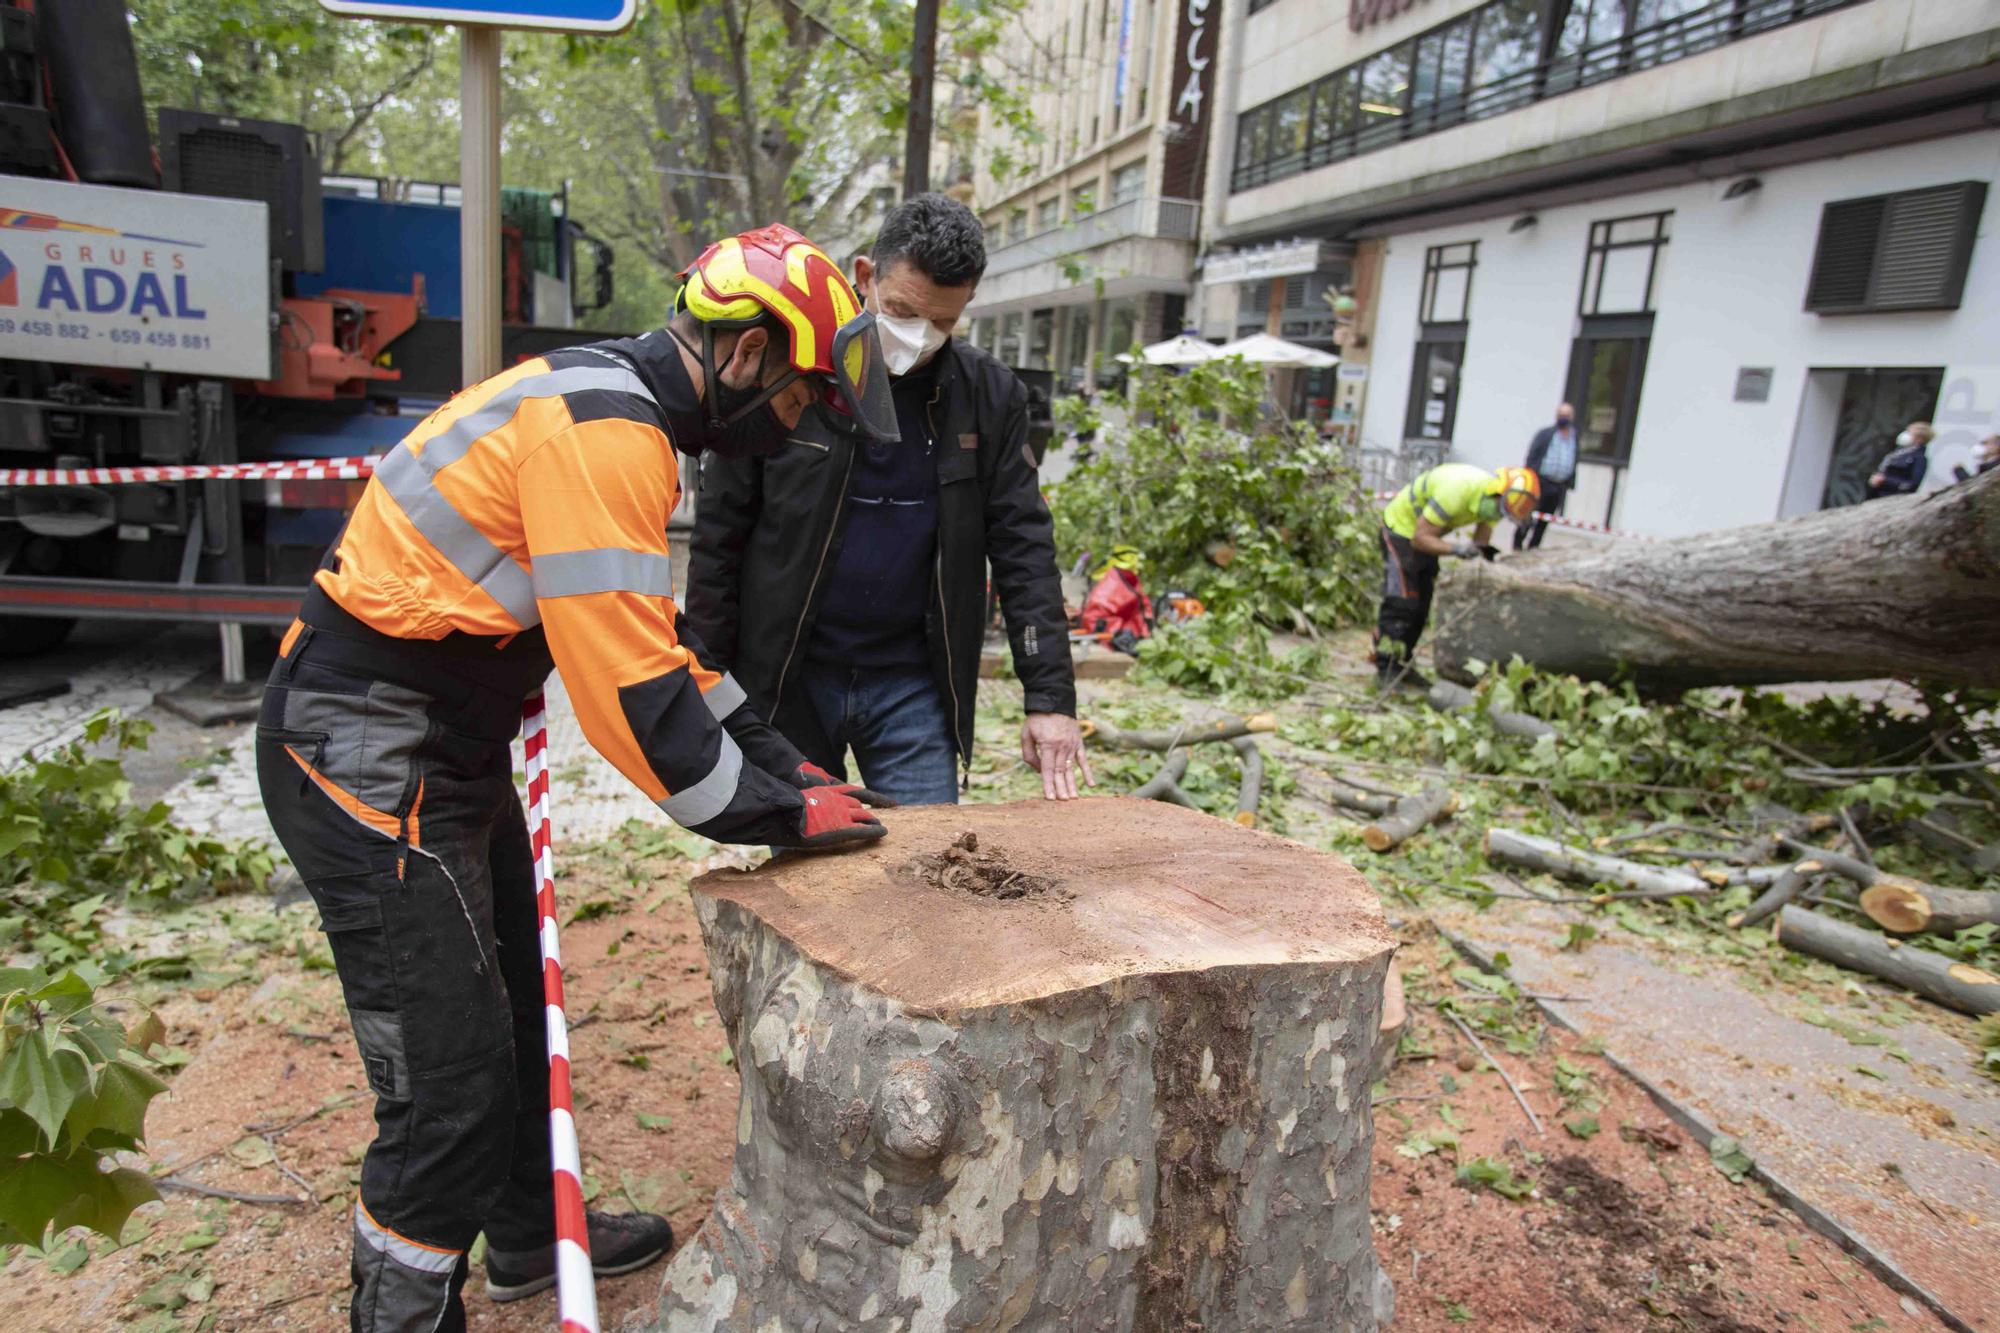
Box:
[984,196,1201,278]
[1231,0,1862,195]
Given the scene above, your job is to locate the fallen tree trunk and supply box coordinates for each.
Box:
[1426,681,1559,741]
[1363,786,1458,853]
[1858,880,2000,936]
[1772,905,2000,1016]
[1484,827,1712,898]
[656,800,1399,1331]
[1433,468,2000,690]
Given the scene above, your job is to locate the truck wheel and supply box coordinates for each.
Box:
[0,615,78,657]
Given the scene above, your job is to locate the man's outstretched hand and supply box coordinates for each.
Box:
[1022,713,1093,801]
[792,760,896,808]
[770,786,886,852]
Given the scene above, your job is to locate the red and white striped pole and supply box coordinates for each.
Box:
[522,693,599,1333]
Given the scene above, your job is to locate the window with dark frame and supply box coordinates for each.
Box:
[1405,242,1477,443]
[1579,211,1670,316]
[1229,0,1859,194]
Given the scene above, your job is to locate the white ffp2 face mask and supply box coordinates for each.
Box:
[875,310,948,376]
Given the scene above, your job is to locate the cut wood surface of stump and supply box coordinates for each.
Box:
[652,798,1399,1333]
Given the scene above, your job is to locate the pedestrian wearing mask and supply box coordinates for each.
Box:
[688,193,1087,806]
[1866,421,1933,499]
[1514,400,1578,550]
[254,223,899,1332]
[1952,434,1999,483]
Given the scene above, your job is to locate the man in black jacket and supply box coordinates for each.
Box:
[1514,400,1576,550]
[687,194,1088,805]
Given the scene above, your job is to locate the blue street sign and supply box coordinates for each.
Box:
[319,0,636,33]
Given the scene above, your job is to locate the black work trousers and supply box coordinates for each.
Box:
[255,604,556,1333]
[1512,479,1568,550]
[1373,527,1439,666]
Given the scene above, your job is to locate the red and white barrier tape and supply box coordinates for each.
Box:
[0,455,381,486]
[522,694,599,1333]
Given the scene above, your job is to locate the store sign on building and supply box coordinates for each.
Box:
[1162,0,1219,200]
[1202,239,1337,285]
[1350,0,1428,33]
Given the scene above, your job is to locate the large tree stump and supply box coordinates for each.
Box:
[1432,468,2000,690]
[651,799,1398,1332]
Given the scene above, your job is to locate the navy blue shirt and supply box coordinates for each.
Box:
[808,357,942,667]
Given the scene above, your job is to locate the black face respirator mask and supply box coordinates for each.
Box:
[667,323,801,458]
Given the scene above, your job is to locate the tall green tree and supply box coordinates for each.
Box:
[123,0,1030,332]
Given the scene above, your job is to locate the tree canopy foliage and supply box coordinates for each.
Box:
[125,0,1028,332]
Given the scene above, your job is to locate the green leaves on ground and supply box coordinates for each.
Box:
[1455,1156,1536,1200]
[1564,1116,1601,1140]
[1050,360,1380,698]
[1708,1135,1756,1184]
[2,710,274,973]
[1,966,170,1245]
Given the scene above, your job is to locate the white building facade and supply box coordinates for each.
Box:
[1197,0,2000,533]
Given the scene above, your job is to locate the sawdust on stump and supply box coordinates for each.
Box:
[904,829,1071,903]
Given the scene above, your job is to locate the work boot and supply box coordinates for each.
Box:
[484,1211,675,1302]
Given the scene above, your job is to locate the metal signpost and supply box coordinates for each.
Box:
[317,0,636,385]
[310,8,635,1328]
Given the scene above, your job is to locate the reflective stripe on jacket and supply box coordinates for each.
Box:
[315,338,803,844]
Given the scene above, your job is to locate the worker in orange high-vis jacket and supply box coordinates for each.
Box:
[253,224,900,1333]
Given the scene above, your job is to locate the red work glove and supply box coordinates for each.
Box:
[769,786,886,852]
[792,760,896,808]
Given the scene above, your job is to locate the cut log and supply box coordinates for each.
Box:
[1085,712,1278,751]
[654,799,1399,1332]
[1425,681,1558,741]
[1131,748,1190,801]
[1728,859,1822,930]
[1858,880,2000,936]
[1772,905,2000,1016]
[1777,838,1991,937]
[1484,827,1712,898]
[1362,786,1458,853]
[1433,468,2000,690]
[1372,961,1407,1084]
[1323,777,1398,818]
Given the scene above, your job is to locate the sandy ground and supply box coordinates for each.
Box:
[0,850,1944,1333]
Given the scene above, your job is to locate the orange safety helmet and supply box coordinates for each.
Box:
[1489,466,1541,522]
[675,223,896,441]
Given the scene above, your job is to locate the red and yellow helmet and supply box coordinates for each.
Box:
[677,224,896,440]
[1489,466,1541,522]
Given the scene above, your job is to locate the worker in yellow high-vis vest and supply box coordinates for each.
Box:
[1374,462,1539,691]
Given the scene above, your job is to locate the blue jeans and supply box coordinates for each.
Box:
[800,661,960,806]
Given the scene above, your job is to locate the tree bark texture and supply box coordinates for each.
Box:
[1362,787,1458,853]
[1772,905,2000,1016]
[1432,469,2000,691]
[652,799,1399,1332]
[1484,828,1713,898]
